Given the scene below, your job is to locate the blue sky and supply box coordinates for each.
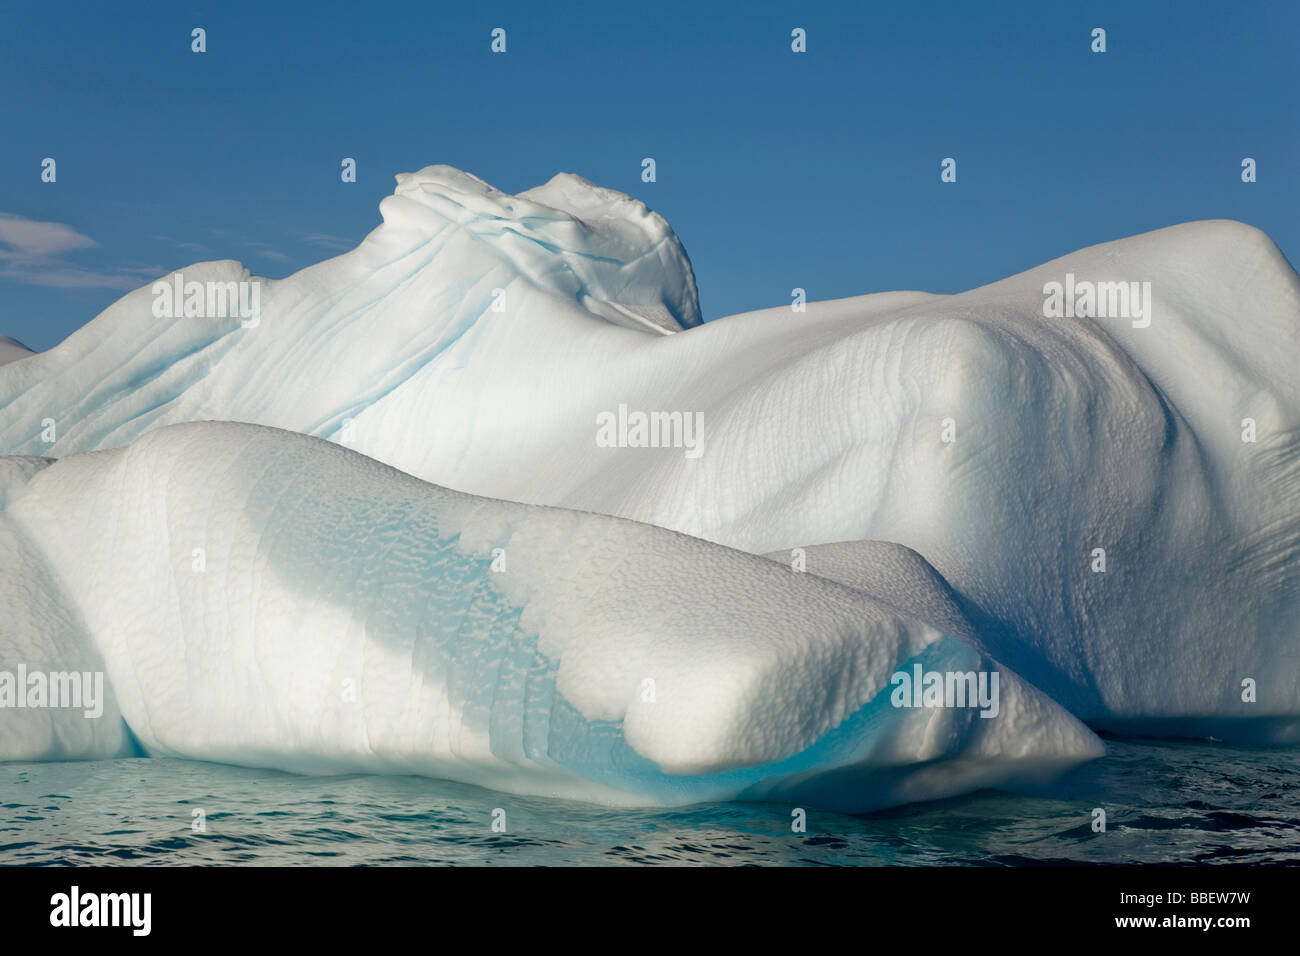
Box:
[1,0,1296,350]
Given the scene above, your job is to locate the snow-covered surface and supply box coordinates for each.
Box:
[0,165,1297,804]
[1,422,1101,809]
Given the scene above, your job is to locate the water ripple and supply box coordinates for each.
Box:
[1,737,1299,865]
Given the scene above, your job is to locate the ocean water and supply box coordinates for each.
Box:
[2,736,1298,866]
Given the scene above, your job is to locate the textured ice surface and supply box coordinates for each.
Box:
[0,456,131,760]
[1,423,1101,809]
[0,165,1296,773]
[763,541,978,648]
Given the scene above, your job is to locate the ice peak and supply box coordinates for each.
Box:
[375,164,701,332]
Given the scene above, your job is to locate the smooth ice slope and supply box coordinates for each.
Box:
[0,457,131,761]
[2,422,1102,810]
[0,166,1296,741]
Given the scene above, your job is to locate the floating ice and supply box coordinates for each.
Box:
[1,423,1101,809]
[0,456,130,760]
[0,164,1296,790]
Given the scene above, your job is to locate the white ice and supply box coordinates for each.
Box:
[0,164,1296,805]
[1,422,1101,810]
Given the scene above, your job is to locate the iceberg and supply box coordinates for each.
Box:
[1,422,1101,810]
[0,164,1296,806]
[0,456,131,760]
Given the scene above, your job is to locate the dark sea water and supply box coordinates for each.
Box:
[3,736,1299,866]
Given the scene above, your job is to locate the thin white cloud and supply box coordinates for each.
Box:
[0,213,96,258]
[0,213,161,290]
[244,241,292,263]
[150,235,211,253]
[0,215,345,291]
[299,231,355,252]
